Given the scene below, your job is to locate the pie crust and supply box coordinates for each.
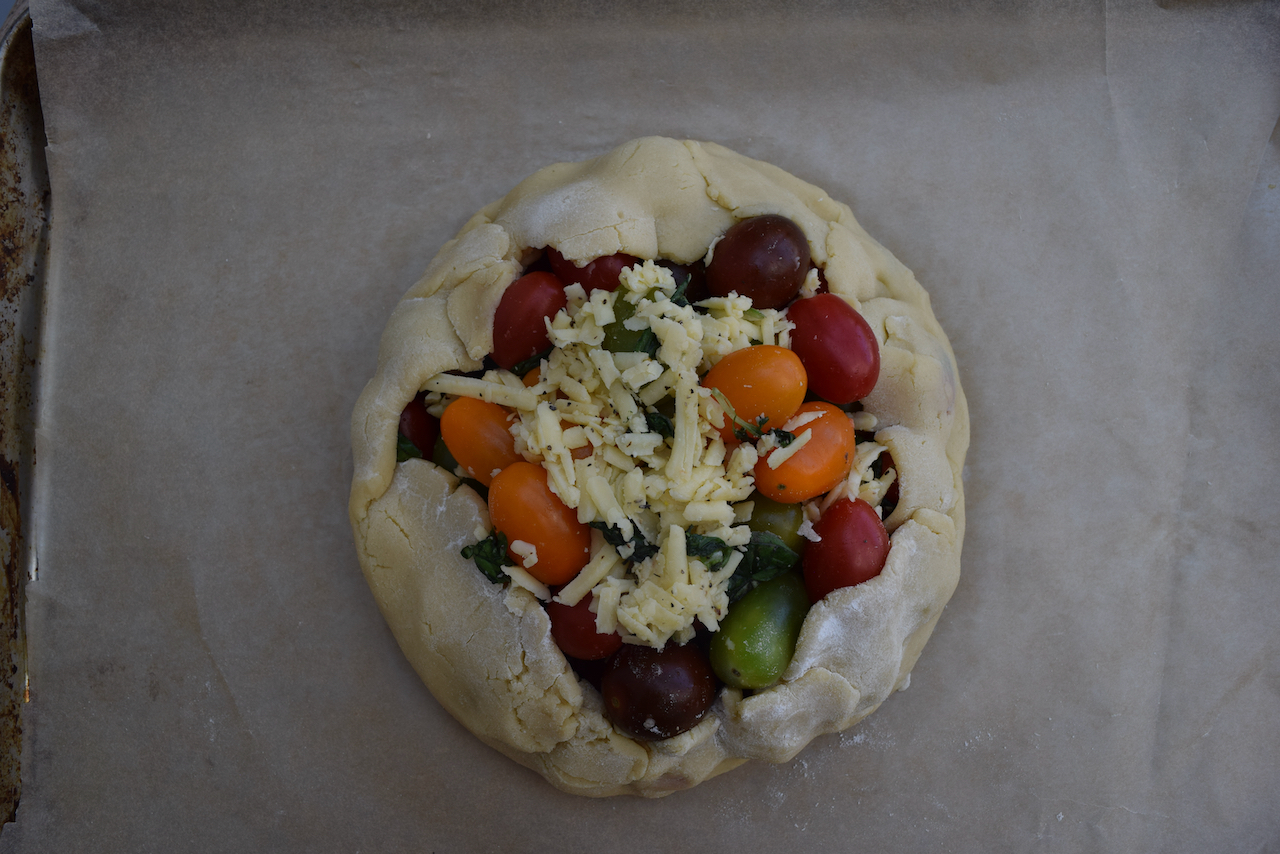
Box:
[349,137,969,797]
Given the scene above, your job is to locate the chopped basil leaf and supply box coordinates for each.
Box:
[684,532,734,571]
[461,530,511,584]
[590,520,628,548]
[725,531,800,603]
[743,308,766,321]
[670,272,692,308]
[397,432,424,462]
[590,521,660,562]
[713,388,770,441]
[636,328,660,357]
[770,428,796,448]
[646,411,675,438]
[510,350,550,377]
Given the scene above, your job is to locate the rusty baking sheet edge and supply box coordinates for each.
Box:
[0,0,47,827]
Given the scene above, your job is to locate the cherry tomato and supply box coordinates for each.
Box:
[802,497,890,602]
[439,396,522,486]
[709,572,809,689]
[746,492,807,556]
[753,401,856,503]
[702,345,807,442]
[488,461,591,586]
[546,247,639,293]
[601,642,717,740]
[706,215,810,310]
[398,392,439,458]
[491,271,567,371]
[787,293,880,404]
[546,596,623,661]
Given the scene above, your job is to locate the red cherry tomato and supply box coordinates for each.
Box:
[488,461,591,586]
[787,293,880,404]
[706,215,810,310]
[546,247,639,293]
[600,643,717,740]
[753,402,856,503]
[491,271,567,371]
[398,392,439,457]
[439,396,522,486]
[802,497,890,603]
[546,596,623,660]
[702,345,807,442]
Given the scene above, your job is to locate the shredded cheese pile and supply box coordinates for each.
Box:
[425,260,899,649]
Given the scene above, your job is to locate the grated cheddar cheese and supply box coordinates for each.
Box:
[428,260,897,650]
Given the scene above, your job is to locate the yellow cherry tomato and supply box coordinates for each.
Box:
[702,345,807,442]
[488,461,591,585]
[753,402,856,503]
[439,396,522,486]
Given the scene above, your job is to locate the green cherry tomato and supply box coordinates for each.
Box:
[709,573,810,690]
[746,492,807,556]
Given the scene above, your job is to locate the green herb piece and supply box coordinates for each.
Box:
[770,429,796,448]
[397,433,424,462]
[684,532,734,571]
[602,294,661,356]
[712,388,770,441]
[646,411,675,438]
[510,350,550,377]
[725,531,800,603]
[743,308,766,321]
[670,272,692,307]
[590,521,660,562]
[461,530,511,584]
[635,328,660,356]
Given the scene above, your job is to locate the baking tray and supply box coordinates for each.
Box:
[0,0,43,828]
[0,1,1277,850]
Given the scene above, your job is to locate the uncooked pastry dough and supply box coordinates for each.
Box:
[349,137,969,797]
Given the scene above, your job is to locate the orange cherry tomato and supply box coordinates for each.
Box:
[439,396,522,486]
[488,461,591,585]
[702,345,807,442]
[753,401,856,503]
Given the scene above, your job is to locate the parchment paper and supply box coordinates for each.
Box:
[2,1,1277,850]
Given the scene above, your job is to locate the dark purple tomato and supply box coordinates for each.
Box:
[802,497,890,603]
[601,643,718,740]
[705,215,810,310]
[814,268,830,294]
[546,247,639,294]
[491,271,567,371]
[787,293,880,404]
[546,597,623,661]
[881,451,900,510]
[398,393,439,457]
